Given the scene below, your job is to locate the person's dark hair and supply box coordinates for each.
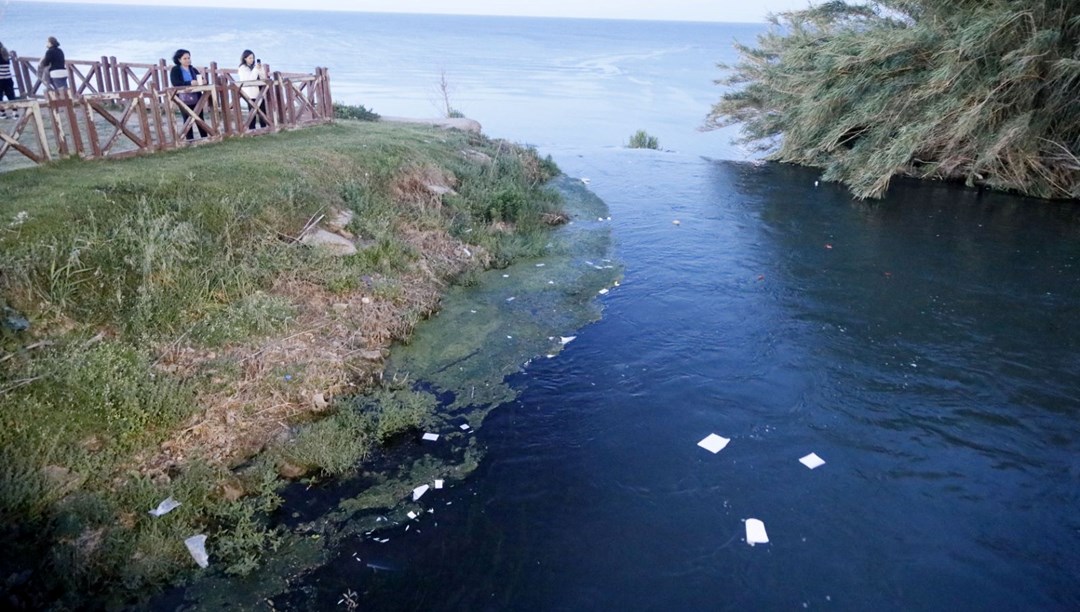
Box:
[0,42,9,64]
[48,36,60,48]
[172,48,190,66]
[239,49,255,68]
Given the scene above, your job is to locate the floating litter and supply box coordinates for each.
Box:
[149,496,181,517]
[506,296,516,302]
[745,518,769,546]
[673,219,681,225]
[536,263,545,267]
[598,288,609,295]
[422,433,439,442]
[799,452,826,469]
[459,423,471,431]
[697,434,730,454]
[412,485,430,501]
[502,274,509,278]
[434,479,444,489]
[560,336,576,345]
[184,534,209,568]
[407,511,418,519]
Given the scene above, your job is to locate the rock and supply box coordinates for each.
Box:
[312,392,329,409]
[42,465,84,496]
[325,209,354,232]
[460,149,493,165]
[299,229,357,256]
[219,479,245,502]
[379,116,482,134]
[332,303,348,312]
[425,184,457,196]
[358,349,383,361]
[277,461,307,479]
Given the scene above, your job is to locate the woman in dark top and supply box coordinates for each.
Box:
[169,48,208,140]
[0,41,16,118]
[39,36,67,94]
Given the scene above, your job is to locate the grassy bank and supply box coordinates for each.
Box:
[0,119,564,608]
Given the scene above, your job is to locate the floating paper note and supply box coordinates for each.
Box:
[459,423,471,431]
[149,496,181,517]
[412,485,429,501]
[422,433,439,441]
[434,479,444,489]
[745,519,769,546]
[697,434,730,454]
[560,336,576,345]
[407,511,418,519]
[598,288,609,295]
[184,534,209,568]
[799,452,826,469]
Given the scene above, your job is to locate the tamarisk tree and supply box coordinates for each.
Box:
[707,0,1080,200]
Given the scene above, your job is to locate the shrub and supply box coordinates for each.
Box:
[333,103,380,121]
[627,130,659,150]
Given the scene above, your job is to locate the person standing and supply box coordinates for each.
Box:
[0,41,16,119]
[39,36,67,95]
[237,49,268,129]
[169,48,208,140]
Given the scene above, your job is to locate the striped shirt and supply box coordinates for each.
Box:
[0,61,12,80]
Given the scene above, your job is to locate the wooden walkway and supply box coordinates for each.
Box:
[0,53,334,169]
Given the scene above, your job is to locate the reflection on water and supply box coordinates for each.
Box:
[263,152,1079,611]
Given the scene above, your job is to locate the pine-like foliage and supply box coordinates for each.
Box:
[706,0,1080,200]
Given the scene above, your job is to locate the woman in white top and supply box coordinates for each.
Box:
[237,49,268,129]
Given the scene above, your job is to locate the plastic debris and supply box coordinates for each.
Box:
[462,247,472,257]
[745,518,769,546]
[184,534,210,568]
[672,219,681,225]
[422,433,439,442]
[459,423,471,431]
[536,263,545,267]
[434,479,445,489]
[506,296,516,302]
[149,496,182,517]
[560,336,576,345]
[502,274,510,278]
[697,434,730,454]
[799,452,826,469]
[407,511,418,519]
[412,485,430,501]
[598,288,609,295]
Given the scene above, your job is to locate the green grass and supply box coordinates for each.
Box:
[0,119,566,607]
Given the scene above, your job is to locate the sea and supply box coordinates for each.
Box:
[3,2,1080,611]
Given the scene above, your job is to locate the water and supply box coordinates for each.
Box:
[5,4,1079,610]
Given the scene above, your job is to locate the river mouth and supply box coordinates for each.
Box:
[158,174,621,609]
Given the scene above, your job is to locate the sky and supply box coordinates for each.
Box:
[16,0,815,23]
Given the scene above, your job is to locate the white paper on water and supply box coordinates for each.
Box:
[412,485,430,501]
[434,479,445,489]
[422,432,439,441]
[799,452,826,469]
[745,518,769,545]
[697,434,730,454]
[407,511,418,519]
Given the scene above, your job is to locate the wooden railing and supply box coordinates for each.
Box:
[0,54,334,169]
